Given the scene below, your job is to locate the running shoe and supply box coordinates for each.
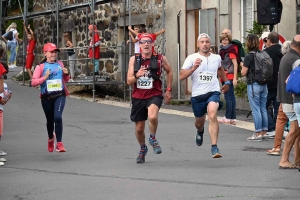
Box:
[247,133,263,141]
[136,146,148,164]
[0,157,6,162]
[0,162,4,166]
[0,150,7,156]
[48,135,55,152]
[56,142,66,152]
[266,131,275,139]
[195,129,204,146]
[68,79,74,82]
[149,138,162,154]
[211,146,222,158]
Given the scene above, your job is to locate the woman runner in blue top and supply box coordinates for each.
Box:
[32,43,70,153]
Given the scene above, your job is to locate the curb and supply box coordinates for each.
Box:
[69,95,254,132]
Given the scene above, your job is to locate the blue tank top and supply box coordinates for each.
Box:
[40,62,65,95]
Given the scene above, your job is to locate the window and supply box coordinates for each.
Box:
[186,0,201,11]
[241,0,256,42]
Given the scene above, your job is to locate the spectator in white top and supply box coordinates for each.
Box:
[2,22,22,68]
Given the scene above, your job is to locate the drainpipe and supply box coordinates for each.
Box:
[177,10,181,100]
[56,0,59,46]
[23,0,28,85]
[124,0,127,101]
[161,0,165,93]
[128,0,132,103]
[241,0,244,43]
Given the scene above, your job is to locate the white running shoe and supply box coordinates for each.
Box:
[247,133,263,141]
[0,161,4,166]
[266,131,276,138]
[0,157,6,162]
[0,150,7,156]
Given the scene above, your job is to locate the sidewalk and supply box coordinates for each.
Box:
[7,65,255,132]
[70,94,256,132]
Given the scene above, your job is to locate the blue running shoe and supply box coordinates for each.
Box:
[149,138,162,154]
[195,129,204,146]
[211,145,222,158]
[136,146,148,164]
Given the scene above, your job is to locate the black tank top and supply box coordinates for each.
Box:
[66,43,75,56]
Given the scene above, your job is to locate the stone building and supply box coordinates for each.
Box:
[24,0,164,83]
[32,0,122,80]
[2,0,300,104]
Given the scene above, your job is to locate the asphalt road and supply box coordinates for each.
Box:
[0,68,299,200]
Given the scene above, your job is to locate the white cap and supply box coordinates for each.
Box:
[261,32,270,39]
[197,33,210,40]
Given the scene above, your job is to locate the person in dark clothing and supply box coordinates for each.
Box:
[264,32,283,136]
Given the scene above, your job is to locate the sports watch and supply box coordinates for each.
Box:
[224,81,231,85]
[166,87,172,92]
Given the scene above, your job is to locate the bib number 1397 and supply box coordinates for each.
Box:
[198,71,213,83]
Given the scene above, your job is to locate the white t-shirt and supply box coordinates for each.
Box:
[0,83,8,111]
[134,36,140,54]
[181,53,222,97]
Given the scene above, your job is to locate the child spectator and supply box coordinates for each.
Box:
[23,21,36,86]
[127,25,146,54]
[88,25,101,75]
[62,32,82,81]
[128,25,165,53]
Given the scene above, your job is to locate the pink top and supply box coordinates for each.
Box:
[32,60,70,97]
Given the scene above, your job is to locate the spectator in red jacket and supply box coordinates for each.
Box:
[88,25,100,75]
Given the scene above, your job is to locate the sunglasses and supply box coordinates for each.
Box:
[139,40,153,44]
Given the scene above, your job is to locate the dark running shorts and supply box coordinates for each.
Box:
[191,91,222,118]
[130,95,164,122]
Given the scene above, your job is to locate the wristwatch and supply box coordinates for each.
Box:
[224,81,231,85]
[166,87,172,92]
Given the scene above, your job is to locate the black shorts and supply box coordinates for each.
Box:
[130,95,164,122]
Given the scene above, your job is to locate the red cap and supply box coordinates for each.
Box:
[138,33,154,41]
[43,43,60,53]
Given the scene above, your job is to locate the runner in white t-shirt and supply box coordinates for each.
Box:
[180,33,229,158]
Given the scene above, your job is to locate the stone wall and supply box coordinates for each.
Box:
[30,0,121,80]
[16,0,165,83]
[297,5,300,34]
[126,0,164,53]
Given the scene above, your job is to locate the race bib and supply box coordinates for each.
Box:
[137,77,153,89]
[198,71,213,83]
[47,79,63,92]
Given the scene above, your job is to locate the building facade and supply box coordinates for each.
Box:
[2,0,299,101]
